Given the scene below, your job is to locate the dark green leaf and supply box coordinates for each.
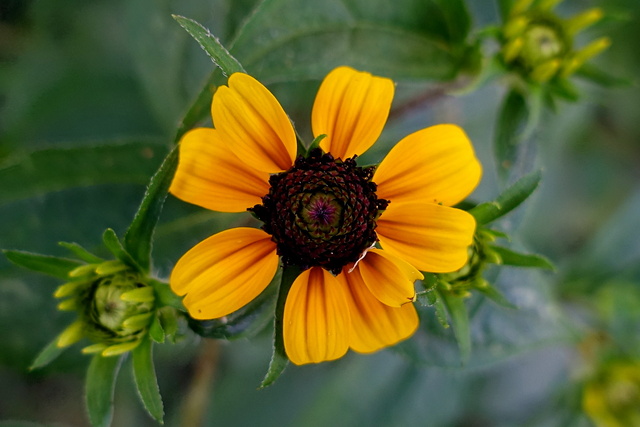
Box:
[441,291,471,364]
[172,15,246,77]
[30,336,67,370]
[101,229,141,271]
[59,242,104,264]
[494,87,529,179]
[475,282,518,309]
[3,250,81,279]
[174,71,221,142]
[470,170,542,225]
[0,141,167,204]
[85,354,123,427]
[260,266,300,388]
[575,64,632,87]
[132,337,164,424]
[124,147,179,272]
[490,245,555,270]
[429,0,471,44]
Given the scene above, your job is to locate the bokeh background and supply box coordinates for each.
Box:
[1,0,638,425]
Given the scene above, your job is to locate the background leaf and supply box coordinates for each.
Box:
[494,87,530,179]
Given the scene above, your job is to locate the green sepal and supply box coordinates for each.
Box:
[101,229,141,271]
[420,281,450,329]
[260,266,300,389]
[149,314,165,344]
[124,146,179,273]
[305,134,327,155]
[132,336,164,424]
[3,249,82,279]
[575,64,632,88]
[441,291,471,364]
[189,271,279,341]
[489,245,555,270]
[172,15,246,77]
[494,87,529,179]
[469,170,542,225]
[30,335,68,370]
[149,278,184,311]
[58,242,104,264]
[158,308,179,343]
[475,280,518,309]
[85,354,124,427]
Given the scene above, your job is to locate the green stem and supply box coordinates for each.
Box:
[259,264,301,388]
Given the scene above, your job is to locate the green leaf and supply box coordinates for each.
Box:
[58,242,104,264]
[148,314,165,344]
[3,250,81,279]
[149,279,184,311]
[490,245,555,270]
[172,15,246,77]
[132,337,164,424]
[0,140,167,204]
[30,335,67,370]
[475,281,518,309]
[494,87,529,179]
[469,170,542,225]
[575,64,632,87]
[497,0,513,22]
[428,0,471,44]
[101,229,141,271]
[260,266,300,389]
[85,354,123,427]
[441,291,471,364]
[124,146,179,272]
[174,71,221,142]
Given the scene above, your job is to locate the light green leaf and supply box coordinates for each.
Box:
[101,229,140,271]
[132,337,164,424]
[30,335,67,370]
[441,291,471,364]
[469,170,542,225]
[3,250,81,279]
[85,354,123,427]
[58,242,104,264]
[0,141,167,204]
[490,245,555,270]
[124,147,178,272]
[494,87,530,179]
[172,15,246,77]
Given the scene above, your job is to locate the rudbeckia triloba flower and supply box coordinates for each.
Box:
[170,66,481,365]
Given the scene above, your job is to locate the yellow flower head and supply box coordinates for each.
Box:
[169,66,482,365]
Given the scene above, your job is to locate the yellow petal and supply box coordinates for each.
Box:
[376,202,476,273]
[170,128,270,212]
[355,249,421,307]
[374,124,481,206]
[312,66,394,160]
[170,227,279,319]
[283,267,350,365]
[212,73,296,173]
[336,268,418,353]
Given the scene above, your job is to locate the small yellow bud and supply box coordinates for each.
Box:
[120,286,155,303]
[69,263,99,278]
[531,59,561,82]
[95,260,129,276]
[54,280,90,298]
[122,312,154,330]
[503,37,524,63]
[537,0,563,12]
[57,321,84,348]
[565,8,603,35]
[81,343,108,354]
[57,298,78,311]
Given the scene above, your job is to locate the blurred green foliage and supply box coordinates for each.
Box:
[1,0,639,426]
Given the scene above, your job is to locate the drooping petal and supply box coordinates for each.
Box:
[312,66,394,160]
[376,202,476,273]
[283,267,350,365]
[171,228,279,319]
[336,268,419,354]
[170,128,270,212]
[212,73,296,173]
[355,249,421,307]
[374,124,482,206]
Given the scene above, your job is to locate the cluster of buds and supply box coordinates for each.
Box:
[55,259,156,356]
[500,0,610,83]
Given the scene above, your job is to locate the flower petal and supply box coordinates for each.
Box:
[170,128,270,212]
[376,202,476,272]
[336,268,418,353]
[284,267,350,365]
[212,73,296,173]
[355,249,421,307]
[374,124,482,206]
[312,66,394,160]
[171,227,278,319]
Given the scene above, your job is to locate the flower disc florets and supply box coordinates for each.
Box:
[250,149,388,274]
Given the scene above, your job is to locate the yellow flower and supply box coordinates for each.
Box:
[169,66,481,365]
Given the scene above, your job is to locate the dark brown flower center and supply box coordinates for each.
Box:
[250,149,388,274]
